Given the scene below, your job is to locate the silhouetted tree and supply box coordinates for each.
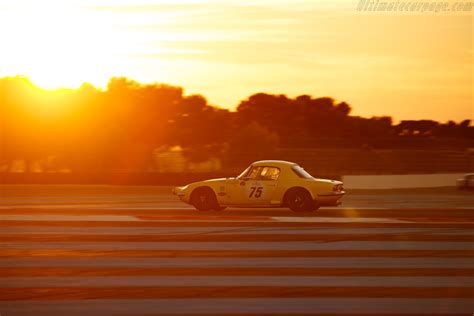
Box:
[0,76,472,172]
[226,122,279,165]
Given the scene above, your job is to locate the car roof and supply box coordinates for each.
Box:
[252,160,297,167]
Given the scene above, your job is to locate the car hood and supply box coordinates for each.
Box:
[314,178,343,185]
[201,178,228,184]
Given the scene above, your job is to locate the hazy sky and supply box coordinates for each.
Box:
[0,0,472,122]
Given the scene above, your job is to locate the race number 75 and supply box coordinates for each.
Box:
[249,186,263,198]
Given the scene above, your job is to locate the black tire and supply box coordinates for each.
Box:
[190,187,221,211]
[285,187,317,212]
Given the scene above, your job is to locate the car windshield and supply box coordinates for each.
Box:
[292,165,314,179]
[237,166,251,179]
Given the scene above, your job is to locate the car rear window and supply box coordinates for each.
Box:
[292,165,314,179]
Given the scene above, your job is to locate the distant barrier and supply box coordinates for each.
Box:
[0,172,228,186]
[342,173,467,189]
[0,172,343,186]
[0,172,470,189]
[3,149,472,177]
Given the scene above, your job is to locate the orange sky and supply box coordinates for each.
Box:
[0,0,472,122]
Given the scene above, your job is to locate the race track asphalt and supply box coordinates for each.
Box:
[0,185,473,315]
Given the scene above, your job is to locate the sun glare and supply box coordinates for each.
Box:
[0,0,140,89]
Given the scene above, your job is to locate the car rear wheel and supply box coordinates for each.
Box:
[190,187,221,211]
[285,187,317,212]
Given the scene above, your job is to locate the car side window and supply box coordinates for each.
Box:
[247,167,263,180]
[259,167,280,181]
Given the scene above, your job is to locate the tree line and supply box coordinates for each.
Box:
[0,76,472,171]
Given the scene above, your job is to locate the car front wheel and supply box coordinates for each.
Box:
[190,187,221,211]
[285,188,317,212]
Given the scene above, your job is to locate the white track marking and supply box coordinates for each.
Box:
[272,216,410,223]
[1,241,472,251]
[2,276,473,288]
[0,215,139,222]
[3,214,468,224]
[1,226,472,235]
[1,299,474,315]
[1,257,473,268]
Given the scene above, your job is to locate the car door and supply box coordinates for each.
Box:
[227,166,280,206]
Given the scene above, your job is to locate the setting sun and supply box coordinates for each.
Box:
[0,0,164,89]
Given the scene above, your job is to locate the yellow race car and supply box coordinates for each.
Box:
[173,160,345,212]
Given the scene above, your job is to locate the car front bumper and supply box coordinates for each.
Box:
[172,187,184,195]
[172,186,188,202]
[317,191,345,206]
